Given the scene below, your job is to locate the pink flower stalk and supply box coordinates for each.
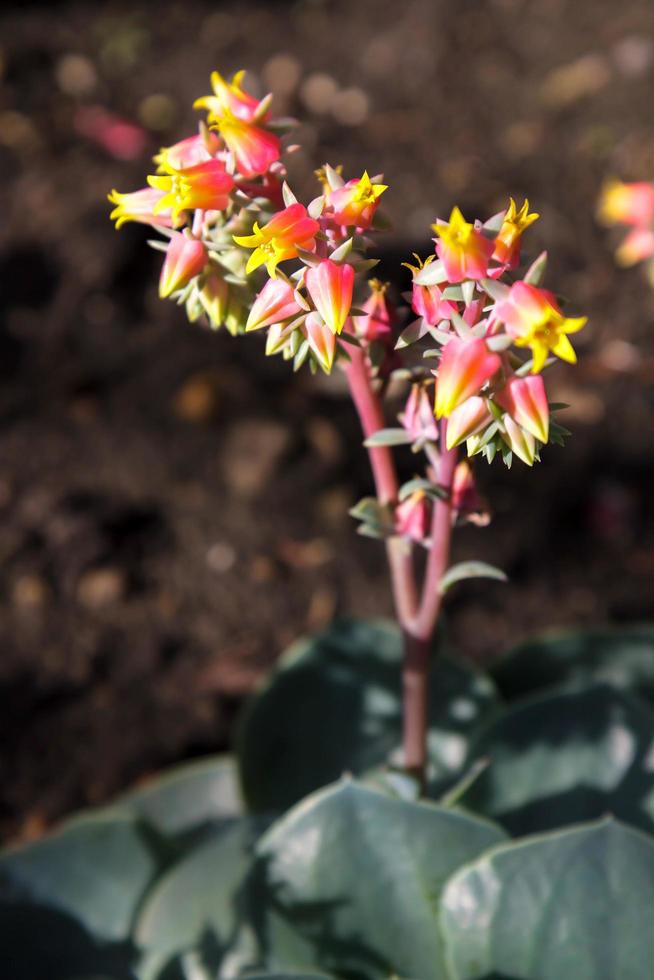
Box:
[327,172,388,229]
[306,260,355,335]
[154,133,219,172]
[234,203,320,276]
[159,233,208,298]
[193,70,267,124]
[495,281,587,373]
[432,207,494,283]
[246,278,302,332]
[496,374,549,443]
[501,414,537,466]
[213,111,280,178]
[304,312,337,372]
[395,491,431,544]
[434,337,501,419]
[446,396,492,450]
[148,159,235,222]
[598,180,654,227]
[451,461,490,527]
[353,280,395,342]
[108,187,174,229]
[615,227,654,267]
[400,384,439,444]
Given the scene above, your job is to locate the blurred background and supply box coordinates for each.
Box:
[1,0,653,841]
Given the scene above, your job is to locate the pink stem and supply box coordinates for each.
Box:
[402,420,457,782]
[342,340,418,627]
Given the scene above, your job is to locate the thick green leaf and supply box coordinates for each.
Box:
[135,819,264,980]
[363,428,413,447]
[237,619,499,812]
[460,684,654,835]
[0,812,157,943]
[441,818,654,980]
[491,624,654,703]
[247,780,507,980]
[115,754,242,839]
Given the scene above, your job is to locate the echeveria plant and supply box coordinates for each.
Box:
[4,70,654,980]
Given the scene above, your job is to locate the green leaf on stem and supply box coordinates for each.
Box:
[236,619,500,813]
[398,477,449,501]
[439,561,507,594]
[524,248,548,285]
[441,818,654,980]
[245,780,507,980]
[363,427,413,447]
[395,317,430,349]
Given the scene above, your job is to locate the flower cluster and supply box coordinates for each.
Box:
[397,202,586,469]
[109,69,589,552]
[598,178,654,281]
[109,70,289,334]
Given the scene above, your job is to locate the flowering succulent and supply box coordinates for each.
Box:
[598,178,654,280]
[109,67,588,779]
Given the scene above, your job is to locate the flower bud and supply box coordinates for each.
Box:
[451,461,490,527]
[446,396,492,449]
[496,374,549,443]
[434,337,501,419]
[598,179,654,227]
[399,384,439,443]
[353,280,395,342]
[306,259,355,335]
[159,233,208,299]
[304,312,337,373]
[246,278,302,331]
[395,491,431,544]
[199,271,229,328]
[501,414,537,466]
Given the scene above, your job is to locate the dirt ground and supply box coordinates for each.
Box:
[1,0,654,841]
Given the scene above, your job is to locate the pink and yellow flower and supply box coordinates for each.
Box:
[492,198,539,268]
[108,187,174,229]
[446,396,492,450]
[212,110,280,178]
[598,179,654,227]
[306,260,355,335]
[327,172,388,229]
[159,233,208,298]
[496,374,549,443]
[233,203,320,276]
[246,277,302,331]
[147,159,235,222]
[304,312,337,373]
[432,207,494,283]
[495,281,587,373]
[615,227,654,267]
[434,337,501,419]
[193,70,266,124]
